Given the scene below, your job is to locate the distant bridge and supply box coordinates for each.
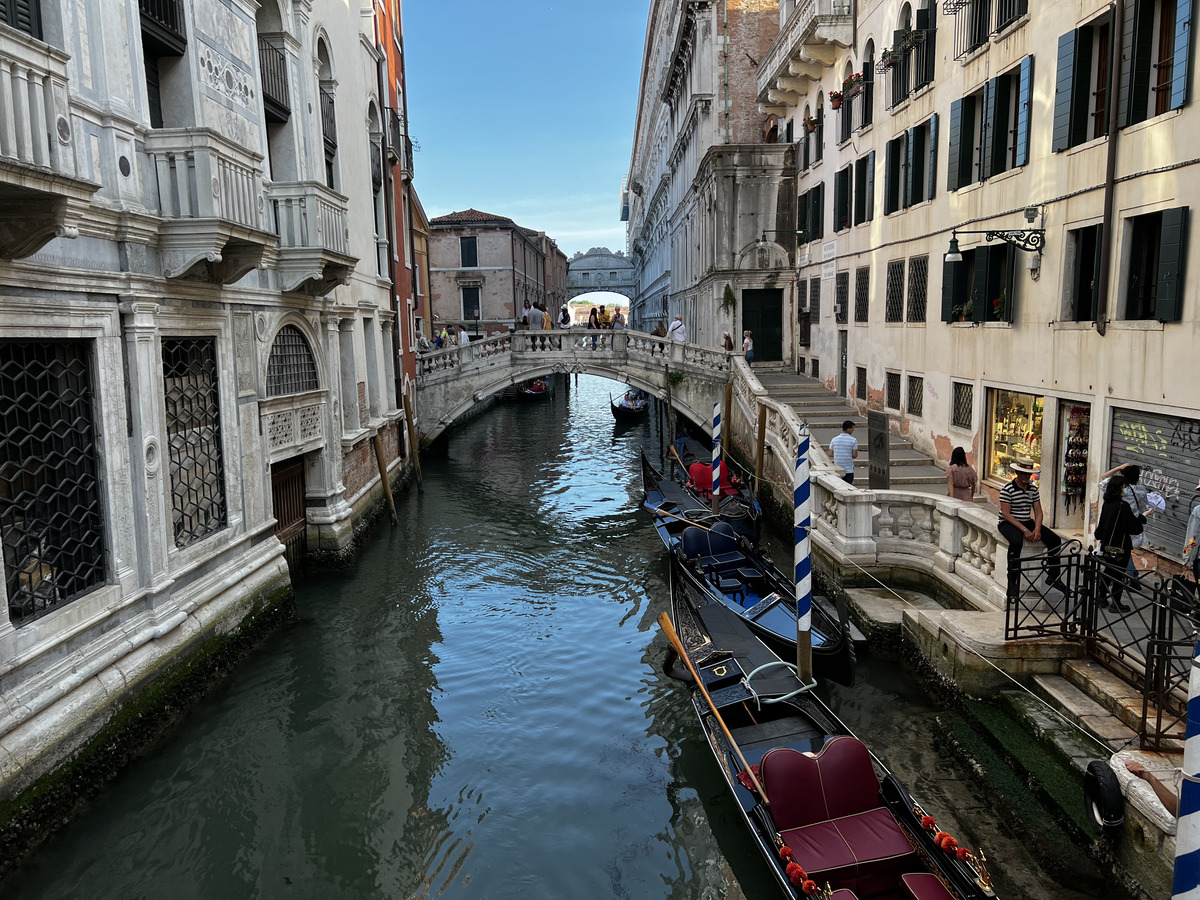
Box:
[415,330,734,443]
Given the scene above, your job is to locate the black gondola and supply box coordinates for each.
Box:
[611,389,650,421]
[642,446,761,544]
[517,378,553,401]
[661,591,999,900]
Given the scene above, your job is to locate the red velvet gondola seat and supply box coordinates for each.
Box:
[900,872,956,900]
[759,737,917,897]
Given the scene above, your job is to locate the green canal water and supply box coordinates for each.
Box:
[4,375,1115,899]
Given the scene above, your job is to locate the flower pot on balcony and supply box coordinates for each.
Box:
[830,97,842,109]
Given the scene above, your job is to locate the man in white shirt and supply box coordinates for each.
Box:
[829,420,859,484]
[666,315,687,342]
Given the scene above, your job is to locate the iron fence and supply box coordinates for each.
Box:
[1005,548,1196,749]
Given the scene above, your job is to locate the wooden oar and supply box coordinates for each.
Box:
[657,612,768,804]
[648,506,713,531]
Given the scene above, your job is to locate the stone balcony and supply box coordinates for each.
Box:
[145,128,275,283]
[756,0,855,112]
[267,181,356,296]
[0,24,98,259]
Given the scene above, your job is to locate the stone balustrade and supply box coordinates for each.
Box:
[269,181,350,255]
[145,128,265,229]
[0,29,73,177]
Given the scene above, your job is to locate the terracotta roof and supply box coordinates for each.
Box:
[430,208,515,226]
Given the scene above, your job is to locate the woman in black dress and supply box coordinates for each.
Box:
[1096,475,1146,612]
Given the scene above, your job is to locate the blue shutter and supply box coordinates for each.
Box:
[1053,32,1076,152]
[927,113,938,202]
[1156,207,1189,323]
[981,77,999,179]
[1015,56,1033,167]
[1171,0,1193,110]
[947,99,963,190]
[1119,0,1155,127]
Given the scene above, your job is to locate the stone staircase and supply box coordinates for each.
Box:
[755,372,947,492]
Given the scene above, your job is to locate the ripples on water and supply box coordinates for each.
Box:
[4,376,1106,900]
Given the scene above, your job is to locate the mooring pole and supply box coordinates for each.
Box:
[711,401,722,515]
[794,424,813,686]
[664,364,675,451]
[1172,639,1200,899]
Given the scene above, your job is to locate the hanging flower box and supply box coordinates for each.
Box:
[803,115,819,133]
[881,49,898,68]
[829,91,843,108]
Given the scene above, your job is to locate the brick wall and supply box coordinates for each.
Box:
[725,0,781,142]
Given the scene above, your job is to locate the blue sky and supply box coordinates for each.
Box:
[403,0,648,259]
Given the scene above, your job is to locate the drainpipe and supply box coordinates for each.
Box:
[1093,0,1123,337]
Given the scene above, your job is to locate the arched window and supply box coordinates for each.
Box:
[316,37,338,190]
[267,325,319,396]
[862,40,875,128]
[257,0,296,181]
[367,101,385,275]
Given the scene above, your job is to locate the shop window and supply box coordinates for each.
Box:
[987,390,1043,482]
[460,236,478,268]
[162,337,227,549]
[854,152,875,225]
[856,366,867,401]
[1123,207,1188,321]
[886,371,902,410]
[1053,17,1112,150]
[854,266,870,322]
[834,166,853,232]
[906,255,929,322]
[952,382,974,429]
[835,271,849,324]
[908,375,924,417]
[1066,224,1103,321]
[461,286,481,319]
[885,259,905,322]
[1119,0,1193,125]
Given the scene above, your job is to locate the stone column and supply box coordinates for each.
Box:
[337,314,360,434]
[379,310,398,412]
[120,300,171,590]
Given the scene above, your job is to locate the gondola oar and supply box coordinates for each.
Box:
[648,506,714,531]
[657,612,768,804]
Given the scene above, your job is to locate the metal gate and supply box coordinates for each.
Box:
[1004,546,1194,749]
[271,457,307,576]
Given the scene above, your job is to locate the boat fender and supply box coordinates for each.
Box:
[1083,759,1125,837]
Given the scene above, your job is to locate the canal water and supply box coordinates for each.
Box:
[5,375,1114,899]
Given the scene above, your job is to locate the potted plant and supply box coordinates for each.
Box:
[803,114,819,132]
[881,48,897,68]
[991,289,1007,320]
[951,300,973,322]
[843,73,864,97]
[829,90,843,108]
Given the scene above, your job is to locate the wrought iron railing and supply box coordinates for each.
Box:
[993,0,1027,31]
[139,0,185,44]
[950,0,991,59]
[258,35,290,121]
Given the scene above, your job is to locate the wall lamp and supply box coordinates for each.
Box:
[760,229,805,244]
[944,209,1045,263]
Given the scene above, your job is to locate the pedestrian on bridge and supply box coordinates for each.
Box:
[667,315,686,342]
[829,420,858,485]
[611,309,626,330]
[588,307,601,349]
[598,305,612,329]
[528,304,546,330]
[743,330,754,363]
[559,305,572,328]
[652,320,667,355]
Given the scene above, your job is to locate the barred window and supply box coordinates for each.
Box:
[1,341,107,625]
[163,338,228,548]
[854,266,870,322]
[797,278,808,316]
[886,371,902,410]
[835,271,849,324]
[267,325,319,396]
[885,259,905,322]
[856,366,867,401]
[906,255,929,323]
[799,357,807,374]
[811,357,820,380]
[908,375,924,417]
[809,276,821,321]
[952,382,974,429]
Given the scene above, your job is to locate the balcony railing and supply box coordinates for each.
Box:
[268,181,355,294]
[146,129,264,228]
[139,0,186,56]
[258,34,289,123]
[757,0,855,102]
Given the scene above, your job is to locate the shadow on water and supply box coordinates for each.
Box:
[2,375,1128,899]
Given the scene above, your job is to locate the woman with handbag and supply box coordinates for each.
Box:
[1096,475,1147,612]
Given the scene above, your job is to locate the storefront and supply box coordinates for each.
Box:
[985,389,1044,484]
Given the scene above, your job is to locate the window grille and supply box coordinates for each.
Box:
[886,371,902,409]
[267,325,319,396]
[993,0,1027,32]
[952,382,974,429]
[163,338,228,548]
[797,278,808,316]
[908,375,925,417]
[906,255,929,322]
[0,340,107,625]
[811,358,820,380]
[885,259,905,322]
[951,0,992,59]
[854,266,870,322]
[835,271,849,324]
[809,276,821,321]
[856,366,867,401]
[799,357,807,375]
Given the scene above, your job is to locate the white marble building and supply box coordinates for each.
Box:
[0,0,411,808]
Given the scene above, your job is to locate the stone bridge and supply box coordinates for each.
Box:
[415,329,734,443]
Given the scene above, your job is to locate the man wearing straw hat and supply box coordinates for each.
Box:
[998,456,1066,601]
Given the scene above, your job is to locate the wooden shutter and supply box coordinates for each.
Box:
[1070,28,1094,147]
[866,150,875,221]
[958,97,976,187]
[892,30,906,107]
[947,99,963,191]
[999,247,1017,323]
[884,138,899,214]
[797,190,809,239]
[941,258,963,322]
[3,0,41,38]
[811,184,824,239]
[1118,0,1156,127]
[1089,223,1105,321]
[903,128,915,209]
[834,168,847,232]
[1053,31,1076,151]
[854,157,867,225]
[927,113,938,202]
[919,5,937,86]
[981,77,999,179]
[1015,56,1033,167]
[972,246,990,323]
[1156,207,1189,322]
[1171,0,1194,110]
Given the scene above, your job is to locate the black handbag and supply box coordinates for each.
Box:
[1101,507,1124,560]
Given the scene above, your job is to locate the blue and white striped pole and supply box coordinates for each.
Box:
[794,424,813,685]
[711,401,722,515]
[1173,640,1200,899]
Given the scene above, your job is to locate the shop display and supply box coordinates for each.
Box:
[988,390,1043,482]
[1061,406,1090,515]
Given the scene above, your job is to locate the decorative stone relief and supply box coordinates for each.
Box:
[298,405,322,441]
[267,411,294,448]
[199,42,256,111]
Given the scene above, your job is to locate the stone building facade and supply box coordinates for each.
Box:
[427,208,548,336]
[0,0,417,809]
[756,0,1200,552]
[625,0,796,358]
[566,247,636,303]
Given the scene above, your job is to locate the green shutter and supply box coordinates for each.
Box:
[1171,0,1193,111]
[1118,0,1155,127]
[866,150,875,221]
[927,113,938,202]
[1053,31,1076,152]
[811,184,824,239]
[958,96,976,187]
[797,190,808,239]
[1156,207,1189,322]
[981,77,999,179]
[972,246,990,323]
[941,257,959,322]
[947,99,963,190]
[1070,29,1093,147]
[1090,223,1105,322]
[884,138,899,214]
[903,128,915,209]
[1015,56,1033,167]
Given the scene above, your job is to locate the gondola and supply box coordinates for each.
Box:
[611,389,650,421]
[660,592,1000,900]
[517,378,553,401]
[641,447,761,544]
